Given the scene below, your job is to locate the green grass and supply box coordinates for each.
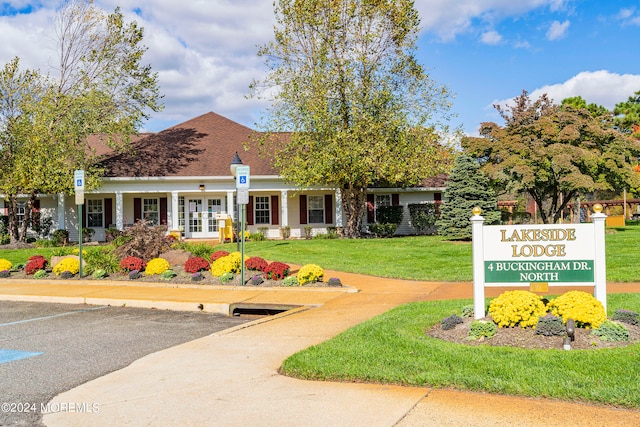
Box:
[281,293,640,408]
[218,226,640,282]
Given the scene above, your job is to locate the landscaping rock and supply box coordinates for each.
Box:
[161,250,192,267]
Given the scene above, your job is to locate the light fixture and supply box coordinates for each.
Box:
[230,151,243,177]
[199,184,205,191]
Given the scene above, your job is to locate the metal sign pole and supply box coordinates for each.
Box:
[241,203,245,286]
[78,204,83,278]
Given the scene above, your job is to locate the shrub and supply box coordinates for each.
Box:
[145,258,170,275]
[376,205,404,225]
[53,258,80,276]
[282,275,299,287]
[128,270,142,280]
[547,291,607,329]
[280,226,291,240]
[368,223,397,238]
[26,256,48,275]
[408,203,440,235]
[181,243,215,259]
[264,261,290,280]
[92,269,108,279]
[245,256,268,272]
[249,232,266,241]
[303,226,313,239]
[0,259,12,271]
[461,305,474,318]
[468,320,497,339]
[210,250,230,262]
[297,264,324,285]
[441,314,463,331]
[184,256,210,273]
[0,270,10,278]
[119,256,146,273]
[71,248,87,256]
[591,320,630,342]
[52,229,69,246]
[535,314,565,336]
[611,309,639,326]
[210,252,247,277]
[83,247,120,274]
[160,269,177,280]
[34,269,48,279]
[488,290,547,328]
[220,272,234,284]
[113,220,171,261]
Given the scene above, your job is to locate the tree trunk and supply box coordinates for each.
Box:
[6,195,20,244]
[341,186,366,238]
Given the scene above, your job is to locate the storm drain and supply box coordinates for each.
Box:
[229,303,301,318]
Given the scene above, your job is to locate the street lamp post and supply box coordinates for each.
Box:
[230,152,243,252]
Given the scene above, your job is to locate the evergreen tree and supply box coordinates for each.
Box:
[436,154,501,240]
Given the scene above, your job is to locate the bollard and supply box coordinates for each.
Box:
[563,318,575,351]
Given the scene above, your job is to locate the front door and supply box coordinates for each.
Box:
[186,198,224,238]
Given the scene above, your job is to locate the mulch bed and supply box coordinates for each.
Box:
[426,317,640,350]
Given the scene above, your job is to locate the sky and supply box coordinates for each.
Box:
[1,0,639,136]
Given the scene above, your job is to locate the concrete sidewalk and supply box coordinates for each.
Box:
[2,275,639,426]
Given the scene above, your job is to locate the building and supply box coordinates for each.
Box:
[1,112,445,242]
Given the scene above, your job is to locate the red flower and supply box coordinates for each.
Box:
[119,256,146,272]
[184,256,210,273]
[245,256,268,272]
[263,262,290,280]
[210,251,230,262]
[25,256,48,275]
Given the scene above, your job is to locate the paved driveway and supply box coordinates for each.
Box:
[0,301,250,427]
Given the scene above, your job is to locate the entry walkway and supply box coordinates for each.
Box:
[1,275,639,426]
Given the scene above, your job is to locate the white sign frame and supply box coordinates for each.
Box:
[471,208,607,319]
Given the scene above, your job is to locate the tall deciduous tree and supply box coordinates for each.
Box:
[250,0,454,238]
[463,91,640,224]
[0,0,162,242]
[435,154,501,241]
[614,90,640,138]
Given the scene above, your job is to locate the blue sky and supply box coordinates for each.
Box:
[1,0,639,136]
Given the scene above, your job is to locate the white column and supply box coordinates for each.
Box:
[57,193,66,229]
[280,190,288,226]
[115,192,124,230]
[226,191,235,221]
[592,206,607,311]
[471,208,486,319]
[335,189,343,227]
[170,191,179,231]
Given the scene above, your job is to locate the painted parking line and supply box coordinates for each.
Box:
[0,349,43,364]
[0,305,109,328]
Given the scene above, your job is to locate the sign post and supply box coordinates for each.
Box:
[74,170,85,278]
[236,166,250,285]
[471,204,607,319]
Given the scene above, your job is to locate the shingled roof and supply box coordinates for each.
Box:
[97,112,278,178]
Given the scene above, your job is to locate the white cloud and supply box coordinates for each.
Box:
[414,0,568,41]
[480,30,502,45]
[546,20,570,40]
[492,71,640,112]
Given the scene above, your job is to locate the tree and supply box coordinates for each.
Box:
[435,154,500,240]
[0,0,163,242]
[250,0,454,238]
[561,96,609,118]
[614,90,640,138]
[462,91,640,224]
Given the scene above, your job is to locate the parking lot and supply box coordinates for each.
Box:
[0,301,251,427]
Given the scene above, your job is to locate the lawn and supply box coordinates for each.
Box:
[223,225,640,282]
[281,293,640,408]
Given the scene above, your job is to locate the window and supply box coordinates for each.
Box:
[178,196,185,231]
[16,202,26,229]
[208,199,222,232]
[87,199,104,227]
[375,195,391,222]
[308,195,324,223]
[254,196,270,224]
[143,198,159,225]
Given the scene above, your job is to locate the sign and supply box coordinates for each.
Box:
[74,170,85,190]
[470,206,608,319]
[236,165,250,189]
[482,224,595,285]
[237,189,249,205]
[74,170,85,205]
